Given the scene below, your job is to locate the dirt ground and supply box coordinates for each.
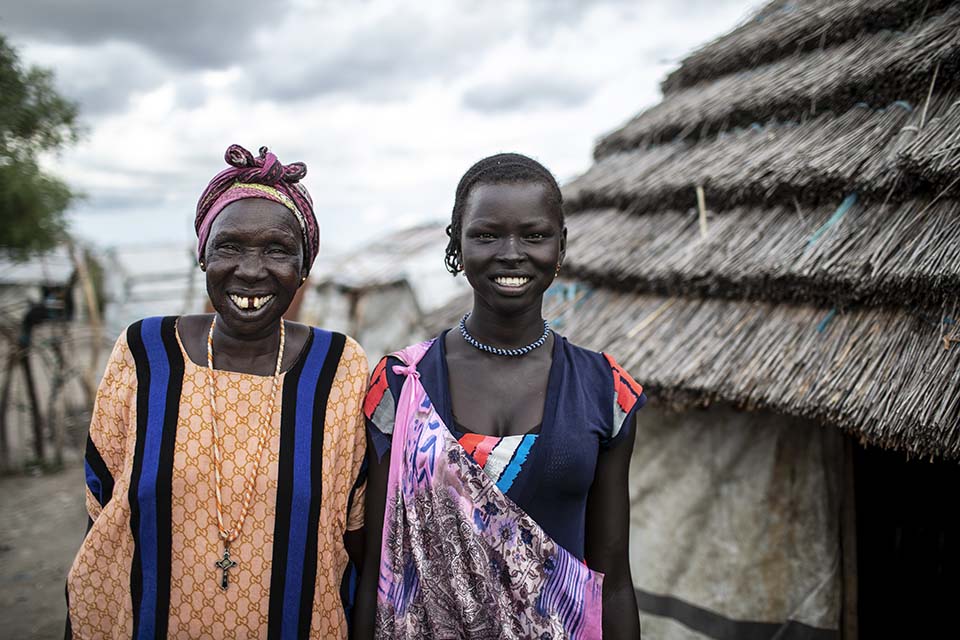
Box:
[0,462,86,640]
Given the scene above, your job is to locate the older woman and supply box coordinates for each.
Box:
[66,145,368,639]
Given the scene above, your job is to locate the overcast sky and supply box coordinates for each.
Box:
[3,0,759,254]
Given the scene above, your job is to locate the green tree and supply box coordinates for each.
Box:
[0,33,80,255]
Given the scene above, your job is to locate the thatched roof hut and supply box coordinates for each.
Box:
[428,1,959,636]
[558,0,960,460]
[562,0,960,636]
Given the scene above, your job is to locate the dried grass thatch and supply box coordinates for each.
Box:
[662,0,955,92]
[598,6,960,155]
[427,286,960,459]
[897,97,960,186]
[563,199,960,310]
[568,94,959,214]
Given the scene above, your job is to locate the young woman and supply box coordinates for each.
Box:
[355,153,645,638]
[66,145,369,639]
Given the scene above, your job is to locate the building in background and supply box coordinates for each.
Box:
[101,243,208,337]
[431,1,959,637]
[301,223,470,365]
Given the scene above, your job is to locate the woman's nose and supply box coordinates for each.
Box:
[235,250,266,280]
[498,236,524,262]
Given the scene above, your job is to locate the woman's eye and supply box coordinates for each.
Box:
[477,232,496,240]
[526,233,545,240]
[218,243,240,253]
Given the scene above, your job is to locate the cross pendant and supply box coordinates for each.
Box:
[214,547,238,591]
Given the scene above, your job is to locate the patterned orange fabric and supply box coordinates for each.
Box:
[67,320,368,639]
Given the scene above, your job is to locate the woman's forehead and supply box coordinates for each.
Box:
[463,182,556,223]
[210,199,301,237]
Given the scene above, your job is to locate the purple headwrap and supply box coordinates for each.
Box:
[195,145,319,272]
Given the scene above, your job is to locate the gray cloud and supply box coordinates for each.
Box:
[26,42,170,115]
[462,74,596,113]
[248,8,501,103]
[0,0,287,69]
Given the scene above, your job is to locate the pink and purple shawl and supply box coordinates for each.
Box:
[377,340,604,639]
[195,144,319,271]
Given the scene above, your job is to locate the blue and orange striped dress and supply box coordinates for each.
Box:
[66,317,368,639]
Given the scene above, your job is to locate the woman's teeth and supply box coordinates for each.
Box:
[495,276,530,288]
[229,294,274,310]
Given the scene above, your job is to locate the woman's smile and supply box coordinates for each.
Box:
[228,293,275,311]
[491,274,533,293]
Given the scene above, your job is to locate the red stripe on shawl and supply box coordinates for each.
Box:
[458,434,499,467]
[459,434,484,457]
[603,353,643,414]
[471,437,498,467]
[364,357,389,419]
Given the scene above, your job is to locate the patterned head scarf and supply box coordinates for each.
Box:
[195,144,319,273]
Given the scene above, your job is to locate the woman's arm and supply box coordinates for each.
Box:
[584,414,641,639]
[351,436,390,639]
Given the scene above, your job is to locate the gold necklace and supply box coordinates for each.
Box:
[206,315,285,590]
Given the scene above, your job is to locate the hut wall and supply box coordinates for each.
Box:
[352,282,425,363]
[299,281,425,367]
[299,282,354,337]
[630,403,845,638]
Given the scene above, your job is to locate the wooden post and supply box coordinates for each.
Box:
[696,186,709,239]
[46,330,67,468]
[20,349,45,463]
[69,242,103,407]
[0,353,15,472]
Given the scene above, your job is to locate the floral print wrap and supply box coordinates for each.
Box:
[376,340,603,639]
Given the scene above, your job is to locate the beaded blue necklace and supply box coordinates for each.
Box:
[458,313,551,357]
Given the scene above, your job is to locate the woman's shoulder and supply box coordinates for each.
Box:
[101,316,184,383]
[114,314,186,353]
[557,335,645,405]
[556,334,614,378]
[558,335,646,445]
[172,313,210,336]
[372,334,441,368]
[281,323,369,380]
[557,334,633,373]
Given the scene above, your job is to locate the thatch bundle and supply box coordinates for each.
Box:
[598,5,960,153]
[897,98,960,186]
[563,198,960,311]
[662,0,956,92]
[569,99,937,212]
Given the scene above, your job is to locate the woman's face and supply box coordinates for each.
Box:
[460,181,566,316]
[204,198,304,338]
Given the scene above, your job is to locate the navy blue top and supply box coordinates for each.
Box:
[365,331,646,560]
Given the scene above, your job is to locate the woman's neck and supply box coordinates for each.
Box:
[466,298,546,349]
[210,314,282,373]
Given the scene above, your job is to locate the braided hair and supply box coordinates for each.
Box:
[444,153,564,275]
